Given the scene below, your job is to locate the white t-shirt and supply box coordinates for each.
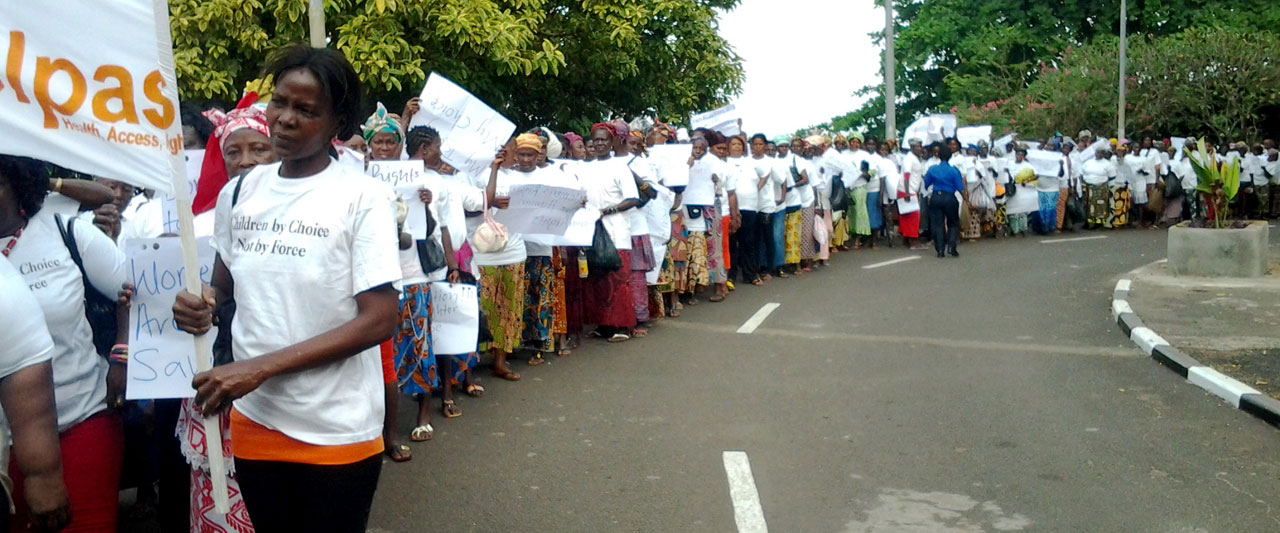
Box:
[580,158,639,250]
[472,169,529,267]
[0,256,57,503]
[211,159,400,446]
[2,194,125,432]
[728,157,761,212]
[1081,158,1117,186]
[753,156,784,214]
[623,155,655,237]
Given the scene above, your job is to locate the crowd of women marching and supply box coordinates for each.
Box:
[3,43,1279,533]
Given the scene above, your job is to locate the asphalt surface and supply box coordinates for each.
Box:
[368,230,1280,532]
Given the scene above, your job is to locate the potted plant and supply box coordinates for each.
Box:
[1166,138,1270,277]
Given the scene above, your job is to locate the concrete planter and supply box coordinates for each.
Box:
[1167,221,1270,277]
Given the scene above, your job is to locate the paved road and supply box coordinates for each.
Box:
[369,230,1280,532]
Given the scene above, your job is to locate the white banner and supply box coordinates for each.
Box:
[428,282,480,355]
[0,2,180,193]
[956,125,992,148]
[902,114,957,147]
[691,104,740,137]
[408,72,516,179]
[123,237,216,399]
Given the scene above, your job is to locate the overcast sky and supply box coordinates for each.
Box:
[716,0,886,138]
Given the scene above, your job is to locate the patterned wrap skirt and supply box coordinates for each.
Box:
[849,186,871,236]
[479,263,527,353]
[522,256,555,353]
[551,250,568,336]
[673,231,708,294]
[705,204,727,283]
[800,206,817,260]
[784,208,801,264]
[1056,189,1069,229]
[1038,190,1060,232]
[395,282,438,394]
[832,211,849,247]
[1008,213,1029,235]
[1085,184,1110,225]
[585,249,637,328]
[1110,186,1132,227]
[177,400,252,533]
[630,235,656,271]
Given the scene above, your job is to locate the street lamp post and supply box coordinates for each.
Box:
[884,0,896,141]
[1117,0,1127,140]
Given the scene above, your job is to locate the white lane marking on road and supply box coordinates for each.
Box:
[722,451,768,533]
[737,303,781,334]
[862,256,920,269]
[1041,235,1108,244]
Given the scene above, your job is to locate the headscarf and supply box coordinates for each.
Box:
[849,131,865,142]
[908,138,923,147]
[834,133,848,143]
[590,122,614,137]
[564,131,584,148]
[609,118,630,140]
[539,127,563,159]
[805,135,825,147]
[193,92,268,215]
[676,128,690,143]
[361,102,404,144]
[515,133,543,152]
[1078,129,1093,141]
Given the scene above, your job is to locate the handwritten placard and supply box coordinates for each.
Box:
[684,157,718,205]
[493,183,585,236]
[1026,150,1064,177]
[429,282,480,355]
[124,237,216,400]
[547,208,600,246]
[408,72,517,179]
[367,160,426,188]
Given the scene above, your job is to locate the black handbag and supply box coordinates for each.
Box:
[415,203,447,273]
[830,175,850,211]
[54,214,117,357]
[1164,173,1185,199]
[585,220,622,272]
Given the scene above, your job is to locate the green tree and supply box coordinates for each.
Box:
[169,0,743,132]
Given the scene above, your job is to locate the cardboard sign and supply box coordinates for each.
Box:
[691,104,741,136]
[956,125,992,148]
[408,72,516,179]
[547,208,600,246]
[124,237,216,400]
[1026,150,1065,177]
[367,160,426,188]
[428,282,479,355]
[0,2,182,194]
[684,157,718,205]
[493,184,585,235]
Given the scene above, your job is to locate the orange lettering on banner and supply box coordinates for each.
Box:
[142,70,173,130]
[34,57,86,128]
[3,31,29,102]
[91,65,139,124]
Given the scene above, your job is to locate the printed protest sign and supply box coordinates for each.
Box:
[956,125,992,148]
[429,282,480,355]
[408,72,516,179]
[0,2,181,194]
[124,237,215,400]
[691,104,741,136]
[684,157,718,205]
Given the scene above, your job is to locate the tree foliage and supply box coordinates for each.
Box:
[169,0,743,132]
[956,27,1280,141]
[813,0,1280,137]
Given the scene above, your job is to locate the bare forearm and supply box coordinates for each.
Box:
[55,178,115,210]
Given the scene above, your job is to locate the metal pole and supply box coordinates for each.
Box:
[884,0,897,141]
[308,0,325,48]
[1117,0,1127,140]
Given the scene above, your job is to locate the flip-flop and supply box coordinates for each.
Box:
[607,333,630,343]
[557,348,573,357]
[442,400,462,418]
[708,295,725,303]
[632,328,648,338]
[528,355,546,366]
[410,424,434,442]
[387,444,413,462]
[465,383,485,397]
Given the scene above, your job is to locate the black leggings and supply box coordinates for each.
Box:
[236,453,382,533]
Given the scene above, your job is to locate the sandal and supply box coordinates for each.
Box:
[387,443,413,462]
[557,347,573,357]
[528,354,546,366]
[708,295,725,303]
[441,400,462,418]
[492,367,522,381]
[465,383,485,398]
[410,424,434,442]
[752,279,763,286]
[632,328,648,338]
[607,333,630,343]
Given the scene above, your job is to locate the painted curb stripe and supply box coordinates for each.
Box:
[1188,367,1260,407]
[1130,327,1168,356]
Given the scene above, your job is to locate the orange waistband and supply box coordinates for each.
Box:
[230,408,382,465]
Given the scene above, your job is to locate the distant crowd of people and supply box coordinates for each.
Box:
[3,41,1278,533]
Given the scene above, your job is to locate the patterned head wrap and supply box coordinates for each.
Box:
[565,131,584,147]
[361,102,404,144]
[610,118,631,140]
[202,92,269,151]
[590,123,614,137]
[850,131,865,142]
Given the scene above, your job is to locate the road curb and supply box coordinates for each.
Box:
[1112,278,1279,429]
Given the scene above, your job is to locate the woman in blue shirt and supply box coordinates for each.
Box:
[924,146,967,258]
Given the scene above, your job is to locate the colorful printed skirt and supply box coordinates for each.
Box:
[630,235,656,271]
[1038,190,1060,232]
[585,249,637,328]
[1056,188,1069,229]
[1110,186,1131,227]
[551,250,568,336]
[178,400,252,533]
[479,263,527,353]
[784,208,801,264]
[832,211,849,247]
[1086,184,1110,225]
[522,256,555,353]
[961,205,984,239]
[849,186,871,236]
[673,231,708,294]
[705,204,727,283]
[395,282,438,394]
[800,207,817,260]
